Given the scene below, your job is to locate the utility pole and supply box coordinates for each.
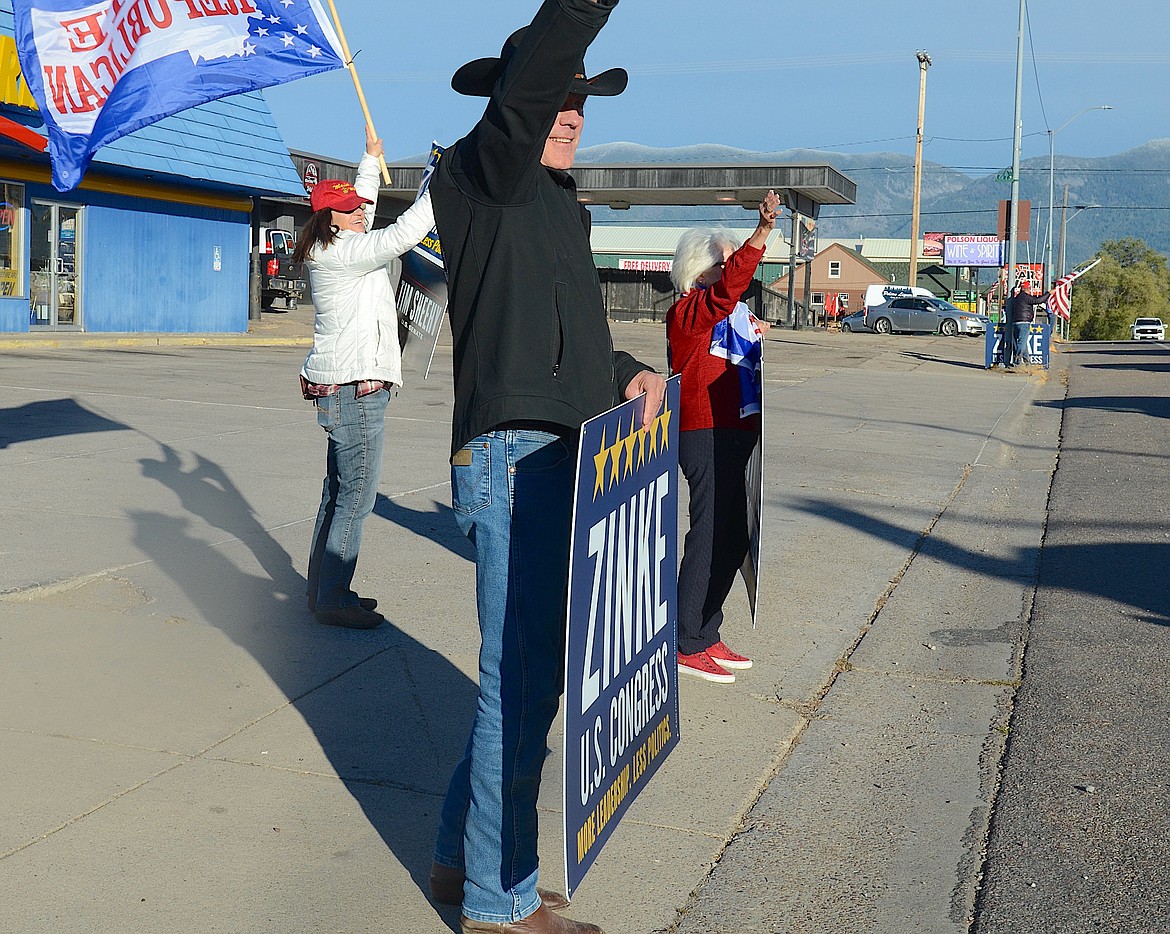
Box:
[908,50,931,289]
[1006,0,1026,298]
[787,210,800,329]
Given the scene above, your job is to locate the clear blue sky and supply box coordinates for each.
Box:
[264,0,1170,174]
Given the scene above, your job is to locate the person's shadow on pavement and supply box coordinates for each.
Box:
[134,447,475,930]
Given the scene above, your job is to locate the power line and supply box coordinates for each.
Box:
[1024,0,1050,132]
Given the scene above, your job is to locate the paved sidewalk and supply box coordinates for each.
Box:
[0,320,1081,933]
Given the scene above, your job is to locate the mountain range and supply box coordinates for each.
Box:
[576,140,1170,270]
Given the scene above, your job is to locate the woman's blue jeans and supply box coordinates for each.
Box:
[306,385,387,610]
[433,429,575,924]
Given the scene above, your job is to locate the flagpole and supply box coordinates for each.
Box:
[323,0,391,185]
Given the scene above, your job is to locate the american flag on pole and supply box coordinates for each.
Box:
[12,0,346,192]
[1047,258,1101,321]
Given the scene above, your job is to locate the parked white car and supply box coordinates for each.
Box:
[1130,317,1165,340]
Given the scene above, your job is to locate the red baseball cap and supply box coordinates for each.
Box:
[310,179,372,213]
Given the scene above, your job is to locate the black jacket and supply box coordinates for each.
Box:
[1007,289,1049,323]
[432,0,648,455]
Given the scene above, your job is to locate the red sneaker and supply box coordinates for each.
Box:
[707,640,752,670]
[678,650,736,683]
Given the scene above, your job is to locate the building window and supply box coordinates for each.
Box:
[839,292,849,309]
[828,261,841,278]
[812,292,824,306]
[0,182,24,298]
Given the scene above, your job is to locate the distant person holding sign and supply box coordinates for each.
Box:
[666,191,781,684]
[426,2,665,933]
[1003,281,1049,369]
[295,125,435,630]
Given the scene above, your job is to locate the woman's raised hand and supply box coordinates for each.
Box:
[759,189,781,229]
[365,122,384,159]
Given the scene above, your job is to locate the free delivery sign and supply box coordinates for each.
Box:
[562,376,681,898]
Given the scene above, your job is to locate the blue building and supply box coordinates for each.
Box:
[0,2,306,334]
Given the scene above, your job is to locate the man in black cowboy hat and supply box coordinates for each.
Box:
[426,2,664,933]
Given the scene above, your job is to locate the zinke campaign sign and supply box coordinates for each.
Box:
[13,0,346,191]
[562,376,682,899]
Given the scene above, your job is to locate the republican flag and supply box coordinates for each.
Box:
[12,0,346,191]
[1048,258,1101,321]
[709,302,765,418]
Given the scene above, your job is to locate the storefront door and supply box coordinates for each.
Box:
[30,202,81,328]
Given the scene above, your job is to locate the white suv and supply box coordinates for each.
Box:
[1131,317,1166,340]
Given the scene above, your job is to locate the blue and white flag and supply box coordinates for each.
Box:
[709,301,764,418]
[12,0,346,191]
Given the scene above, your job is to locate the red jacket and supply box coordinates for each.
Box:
[666,241,765,432]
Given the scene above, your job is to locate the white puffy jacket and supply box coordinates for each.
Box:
[300,153,435,388]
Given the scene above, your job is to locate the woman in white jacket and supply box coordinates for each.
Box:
[296,125,435,629]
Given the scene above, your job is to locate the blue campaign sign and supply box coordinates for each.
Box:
[397,141,447,379]
[985,321,1051,368]
[562,375,682,899]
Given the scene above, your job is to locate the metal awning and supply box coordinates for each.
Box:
[572,164,856,214]
[379,162,856,216]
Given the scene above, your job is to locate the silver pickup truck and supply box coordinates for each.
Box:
[258,228,307,311]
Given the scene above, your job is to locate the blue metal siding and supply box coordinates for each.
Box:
[0,296,25,330]
[96,95,306,196]
[83,203,249,333]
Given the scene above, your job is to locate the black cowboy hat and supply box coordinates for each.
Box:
[451,27,628,98]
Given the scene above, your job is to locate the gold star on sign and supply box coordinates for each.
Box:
[609,422,624,487]
[658,409,672,451]
[592,428,608,500]
[623,413,638,477]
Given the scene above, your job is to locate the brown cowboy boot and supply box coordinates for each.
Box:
[459,904,604,934]
[429,862,570,912]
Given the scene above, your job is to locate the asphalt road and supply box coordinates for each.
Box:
[971,342,1170,934]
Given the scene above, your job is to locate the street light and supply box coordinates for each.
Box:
[1056,201,1100,339]
[1046,106,1111,289]
[1058,202,1100,281]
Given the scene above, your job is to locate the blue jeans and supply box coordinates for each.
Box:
[1013,321,1032,365]
[306,384,387,610]
[434,429,575,924]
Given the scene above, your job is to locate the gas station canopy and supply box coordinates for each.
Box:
[379,162,857,217]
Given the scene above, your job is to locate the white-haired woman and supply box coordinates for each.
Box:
[666,190,780,683]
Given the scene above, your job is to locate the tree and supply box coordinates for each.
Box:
[1069,238,1170,340]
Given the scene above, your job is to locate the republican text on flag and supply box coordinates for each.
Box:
[40,1,260,118]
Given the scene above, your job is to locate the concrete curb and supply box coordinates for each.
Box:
[0,334,312,349]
